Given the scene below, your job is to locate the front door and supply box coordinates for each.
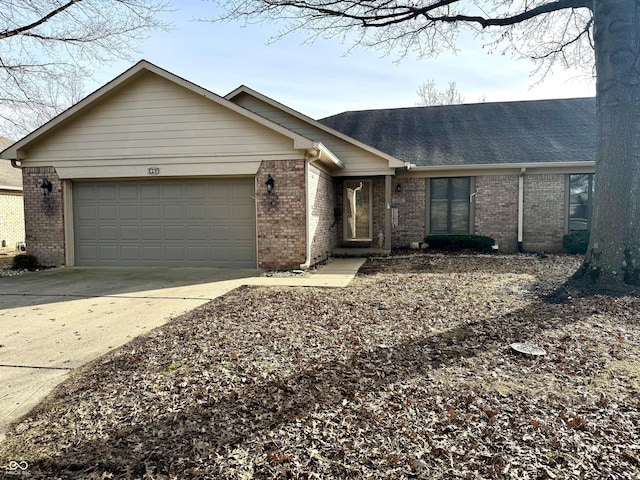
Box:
[344,179,372,241]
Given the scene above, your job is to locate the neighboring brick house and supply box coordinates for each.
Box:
[0,137,25,255]
[0,61,595,269]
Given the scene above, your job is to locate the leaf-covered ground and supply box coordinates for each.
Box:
[2,254,640,479]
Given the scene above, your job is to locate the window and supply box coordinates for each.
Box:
[429,177,473,235]
[567,174,594,232]
[344,180,372,240]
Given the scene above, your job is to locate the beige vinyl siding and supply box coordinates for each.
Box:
[25,73,300,165]
[232,93,396,176]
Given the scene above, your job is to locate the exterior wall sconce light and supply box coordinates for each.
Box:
[39,178,52,196]
[265,174,274,195]
[396,183,402,193]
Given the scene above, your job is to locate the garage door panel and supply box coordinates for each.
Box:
[165,246,186,261]
[141,205,161,220]
[210,225,232,241]
[141,225,162,241]
[210,204,231,218]
[119,184,139,199]
[187,246,208,261]
[187,184,208,199]
[211,183,232,199]
[142,246,163,261]
[75,184,97,200]
[163,205,183,219]
[74,179,256,267]
[78,245,97,261]
[98,205,117,220]
[120,246,141,260]
[186,226,208,241]
[232,182,254,199]
[119,205,139,220]
[99,226,118,240]
[163,184,184,199]
[233,204,254,220]
[77,225,98,241]
[97,185,117,200]
[120,226,139,240]
[234,246,256,261]
[234,225,254,240]
[164,226,184,240]
[99,245,119,261]
[140,184,161,199]
[210,246,233,259]
[186,205,208,220]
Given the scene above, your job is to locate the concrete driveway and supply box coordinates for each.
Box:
[0,259,365,441]
[0,266,262,441]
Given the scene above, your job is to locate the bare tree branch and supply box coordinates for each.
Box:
[0,0,170,137]
[208,0,594,77]
[0,0,82,40]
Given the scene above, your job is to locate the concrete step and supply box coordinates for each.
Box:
[332,248,391,258]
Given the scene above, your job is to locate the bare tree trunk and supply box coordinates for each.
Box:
[578,0,640,285]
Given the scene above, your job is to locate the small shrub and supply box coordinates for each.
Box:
[563,231,590,255]
[424,234,496,252]
[12,253,40,271]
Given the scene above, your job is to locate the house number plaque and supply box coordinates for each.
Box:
[147,167,160,175]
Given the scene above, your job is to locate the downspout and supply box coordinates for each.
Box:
[300,149,322,269]
[11,159,21,169]
[517,167,547,258]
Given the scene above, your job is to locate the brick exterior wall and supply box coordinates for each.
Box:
[475,175,519,252]
[256,160,307,270]
[523,173,565,252]
[0,192,25,254]
[22,167,65,266]
[390,177,427,247]
[383,174,566,253]
[308,165,338,264]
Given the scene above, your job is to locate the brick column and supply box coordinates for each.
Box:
[22,167,65,266]
[256,160,307,270]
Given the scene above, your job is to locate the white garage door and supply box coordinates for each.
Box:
[73,179,256,268]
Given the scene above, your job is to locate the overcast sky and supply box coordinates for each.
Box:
[91,0,596,120]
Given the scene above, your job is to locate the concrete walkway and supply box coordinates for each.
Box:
[0,258,365,441]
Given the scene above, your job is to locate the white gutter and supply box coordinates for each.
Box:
[300,148,322,269]
[310,142,344,169]
[0,185,22,192]
[518,168,525,244]
[406,160,595,172]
